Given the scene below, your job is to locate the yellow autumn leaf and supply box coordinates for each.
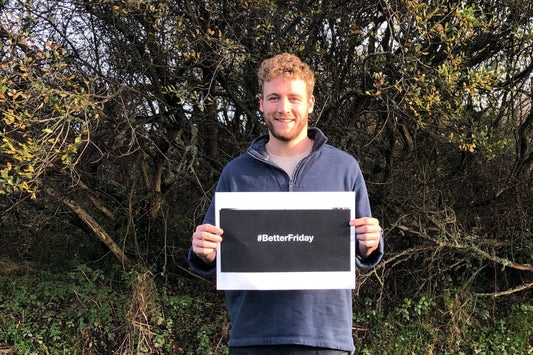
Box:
[0,162,12,174]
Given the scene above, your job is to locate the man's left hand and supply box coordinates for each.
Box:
[350,217,382,259]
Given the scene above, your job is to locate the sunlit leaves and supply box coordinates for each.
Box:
[371,0,526,158]
[1,0,530,202]
[0,21,100,197]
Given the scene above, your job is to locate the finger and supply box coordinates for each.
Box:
[355,225,382,235]
[356,233,381,243]
[193,245,213,254]
[349,217,379,227]
[193,231,223,244]
[358,240,379,250]
[193,224,223,243]
[356,233,381,246]
[199,223,224,236]
[192,237,219,249]
[192,236,219,255]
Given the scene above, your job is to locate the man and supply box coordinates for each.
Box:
[189,53,383,354]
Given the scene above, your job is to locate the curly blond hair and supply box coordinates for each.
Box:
[257,53,315,97]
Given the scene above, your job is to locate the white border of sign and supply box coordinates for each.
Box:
[215,191,356,290]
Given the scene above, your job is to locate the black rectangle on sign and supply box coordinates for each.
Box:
[219,209,351,272]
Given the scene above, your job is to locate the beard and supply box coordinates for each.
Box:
[264,114,308,143]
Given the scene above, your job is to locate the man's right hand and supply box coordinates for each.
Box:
[191,224,223,265]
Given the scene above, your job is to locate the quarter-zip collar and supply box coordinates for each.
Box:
[246,127,328,162]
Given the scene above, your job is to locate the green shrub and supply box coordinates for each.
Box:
[354,294,533,355]
[0,265,127,353]
[0,265,230,354]
[2,265,529,354]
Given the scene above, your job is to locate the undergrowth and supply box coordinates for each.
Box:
[354,293,533,354]
[0,262,229,354]
[0,261,531,354]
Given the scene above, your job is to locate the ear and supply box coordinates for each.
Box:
[308,95,315,114]
[259,94,264,112]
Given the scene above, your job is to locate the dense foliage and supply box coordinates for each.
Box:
[1,0,532,353]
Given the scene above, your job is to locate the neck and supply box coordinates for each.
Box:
[266,134,314,157]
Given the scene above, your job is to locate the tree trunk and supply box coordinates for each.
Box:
[45,188,133,268]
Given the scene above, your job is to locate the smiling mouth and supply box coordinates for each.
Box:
[275,117,294,122]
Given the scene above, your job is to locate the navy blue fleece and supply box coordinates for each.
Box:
[188,128,383,353]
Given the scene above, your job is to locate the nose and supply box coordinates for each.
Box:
[277,97,291,113]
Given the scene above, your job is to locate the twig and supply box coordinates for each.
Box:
[475,281,533,298]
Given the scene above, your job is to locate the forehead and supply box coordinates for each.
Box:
[262,75,308,97]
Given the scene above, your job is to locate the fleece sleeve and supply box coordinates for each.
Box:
[353,166,384,269]
[187,196,217,276]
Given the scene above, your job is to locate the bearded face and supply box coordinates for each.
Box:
[260,75,315,144]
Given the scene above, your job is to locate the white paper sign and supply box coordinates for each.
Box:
[215,191,356,290]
